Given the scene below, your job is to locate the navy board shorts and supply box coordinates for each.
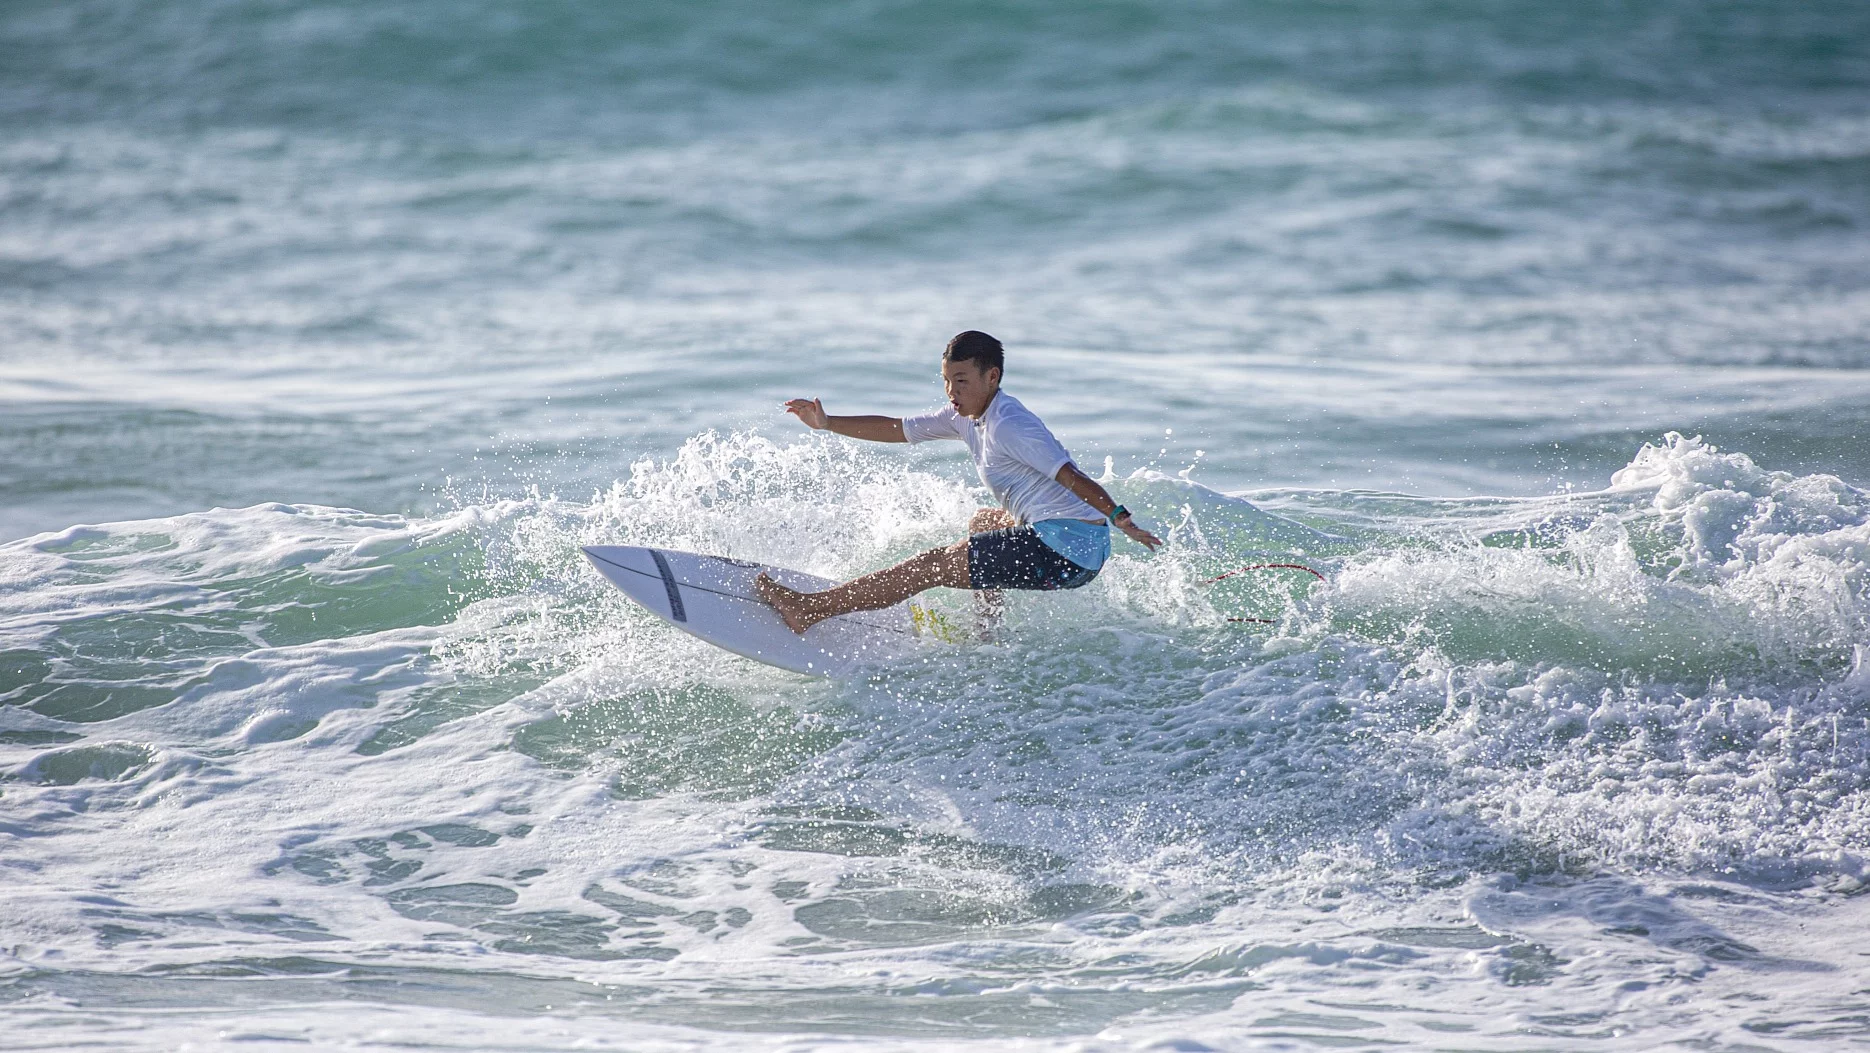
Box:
[966,526,1099,591]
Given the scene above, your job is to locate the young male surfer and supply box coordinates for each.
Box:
[754,331,1162,634]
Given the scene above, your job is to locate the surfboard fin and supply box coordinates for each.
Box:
[909,603,966,644]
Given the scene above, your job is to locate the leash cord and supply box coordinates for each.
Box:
[1200,563,1326,624]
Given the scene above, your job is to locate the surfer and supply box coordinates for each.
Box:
[755,331,1162,634]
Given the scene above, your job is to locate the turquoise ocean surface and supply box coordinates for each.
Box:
[4,1,1870,1048]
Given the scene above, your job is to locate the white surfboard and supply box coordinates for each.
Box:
[582,545,940,677]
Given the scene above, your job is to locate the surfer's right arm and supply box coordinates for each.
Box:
[784,398,907,443]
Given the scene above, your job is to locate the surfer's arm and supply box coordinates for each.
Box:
[827,415,908,443]
[784,398,906,442]
[1055,463,1163,550]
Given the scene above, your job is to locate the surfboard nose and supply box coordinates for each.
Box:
[580,544,918,677]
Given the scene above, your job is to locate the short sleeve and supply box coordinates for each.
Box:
[996,410,1074,479]
[901,405,966,444]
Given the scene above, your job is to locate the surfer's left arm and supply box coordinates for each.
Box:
[1055,463,1162,550]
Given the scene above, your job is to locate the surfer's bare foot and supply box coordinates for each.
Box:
[754,572,815,635]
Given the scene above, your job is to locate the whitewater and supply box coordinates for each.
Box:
[6,430,1870,1048]
[5,0,1870,1048]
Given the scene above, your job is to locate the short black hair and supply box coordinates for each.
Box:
[943,330,1004,374]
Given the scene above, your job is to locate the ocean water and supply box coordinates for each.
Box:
[4,0,1870,1048]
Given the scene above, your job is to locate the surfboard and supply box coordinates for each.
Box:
[582,545,939,677]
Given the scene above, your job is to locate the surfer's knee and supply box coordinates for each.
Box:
[903,542,965,590]
[968,507,1015,534]
[939,540,973,588]
[920,542,968,568]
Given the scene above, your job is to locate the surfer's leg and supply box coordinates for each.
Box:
[969,507,1018,531]
[755,541,971,634]
[968,507,1017,632]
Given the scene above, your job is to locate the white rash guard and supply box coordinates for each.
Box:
[900,391,1104,527]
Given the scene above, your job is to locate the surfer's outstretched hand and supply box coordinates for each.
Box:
[784,398,828,430]
[1120,520,1163,551]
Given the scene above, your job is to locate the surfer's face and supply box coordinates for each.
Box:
[942,359,1000,418]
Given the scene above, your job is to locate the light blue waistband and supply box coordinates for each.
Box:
[1030,518,1110,570]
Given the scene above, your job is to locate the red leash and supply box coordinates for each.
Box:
[1201,563,1326,624]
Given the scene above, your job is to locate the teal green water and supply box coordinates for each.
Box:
[4,1,1870,1049]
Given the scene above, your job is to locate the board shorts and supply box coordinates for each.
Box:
[967,526,1099,591]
